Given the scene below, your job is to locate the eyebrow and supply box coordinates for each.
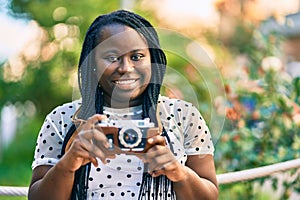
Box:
[131,48,148,53]
[102,49,119,54]
[102,48,148,56]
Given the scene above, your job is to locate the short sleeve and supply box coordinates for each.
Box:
[31,101,79,169]
[158,96,214,156]
[182,104,214,155]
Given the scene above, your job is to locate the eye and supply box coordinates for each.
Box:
[105,55,119,62]
[131,53,144,61]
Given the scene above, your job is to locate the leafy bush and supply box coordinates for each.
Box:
[215,30,300,199]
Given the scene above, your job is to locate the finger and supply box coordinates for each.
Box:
[89,155,99,167]
[147,135,166,146]
[80,141,108,165]
[73,118,86,127]
[75,114,107,133]
[89,145,109,164]
[91,129,110,148]
[86,114,107,128]
[147,151,176,171]
[65,143,99,169]
[148,161,169,177]
[77,146,99,167]
[73,114,107,132]
[143,145,170,162]
[78,129,95,146]
[78,130,114,162]
[148,159,178,178]
[149,169,164,177]
[106,154,116,159]
[78,129,108,147]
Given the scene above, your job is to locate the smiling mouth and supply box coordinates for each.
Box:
[113,79,138,85]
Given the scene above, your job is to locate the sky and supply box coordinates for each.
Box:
[0,0,32,62]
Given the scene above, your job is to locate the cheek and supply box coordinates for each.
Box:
[141,65,152,83]
[141,58,152,82]
[96,62,115,80]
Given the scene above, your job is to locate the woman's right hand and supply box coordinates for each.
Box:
[59,114,114,172]
[28,114,113,200]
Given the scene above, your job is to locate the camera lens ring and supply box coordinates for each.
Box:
[119,126,142,148]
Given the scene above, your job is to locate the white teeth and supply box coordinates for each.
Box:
[115,80,136,85]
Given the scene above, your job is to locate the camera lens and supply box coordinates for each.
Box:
[119,127,142,148]
[123,129,138,145]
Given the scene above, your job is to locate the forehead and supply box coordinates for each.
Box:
[96,24,148,52]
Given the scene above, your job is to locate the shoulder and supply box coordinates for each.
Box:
[158,95,207,125]
[39,99,82,136]
[46,99,82,121]
[158,95,194,111]
[51,99,81,113]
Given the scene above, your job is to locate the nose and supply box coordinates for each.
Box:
[117,56,134,73]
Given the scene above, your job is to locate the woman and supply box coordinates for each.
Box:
[28,10,218,200]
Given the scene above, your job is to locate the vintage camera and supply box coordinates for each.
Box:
[96,118,160,153]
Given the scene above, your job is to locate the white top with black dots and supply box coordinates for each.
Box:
[32,95,214,199]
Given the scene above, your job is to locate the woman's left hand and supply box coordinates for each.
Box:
[141,135,187,182]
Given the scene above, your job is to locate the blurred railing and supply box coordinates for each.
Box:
[0,158,299,196]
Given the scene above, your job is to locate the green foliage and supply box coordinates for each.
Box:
[218,181,273,200]
[0,197,26,200]
[215,26,300,199]
[0,117,41,186]
[11,0,120,34]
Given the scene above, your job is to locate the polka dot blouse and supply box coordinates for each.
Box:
[32,95,214,199]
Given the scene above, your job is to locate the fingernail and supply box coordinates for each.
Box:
[104,141,111,149]
[148,138,154,144]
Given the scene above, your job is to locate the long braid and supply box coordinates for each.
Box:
[62,10,175,200]
[77,17,106,119]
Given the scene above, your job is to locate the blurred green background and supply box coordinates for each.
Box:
[0,0,299,199]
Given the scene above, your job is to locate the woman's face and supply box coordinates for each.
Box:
[94,24,151,108]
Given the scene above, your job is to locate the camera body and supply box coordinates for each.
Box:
[96,118,160,153]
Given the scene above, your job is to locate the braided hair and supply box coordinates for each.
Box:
[61,10,175,199]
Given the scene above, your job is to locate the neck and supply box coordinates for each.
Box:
[104,96,143,108]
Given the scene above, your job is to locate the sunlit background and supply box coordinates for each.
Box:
[1,0,300,199]
[2,0,300,60]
